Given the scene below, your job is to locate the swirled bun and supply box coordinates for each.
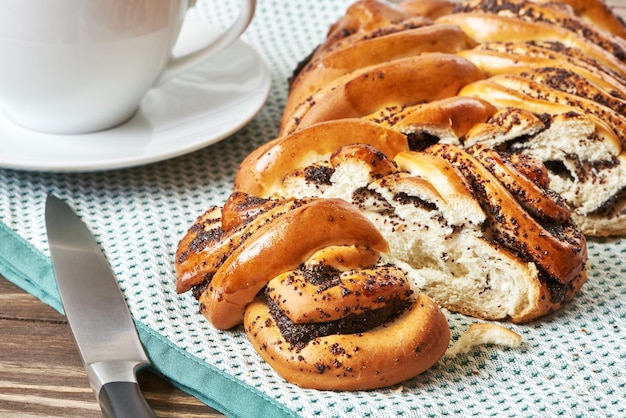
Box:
[244,292,450,390]
[175,195,302,294]
[176,193,451,389]
[187,196,390,330]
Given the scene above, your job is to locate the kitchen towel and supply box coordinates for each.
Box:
[1,1,625,416]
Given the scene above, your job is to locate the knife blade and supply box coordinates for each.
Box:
[45,194,156,418]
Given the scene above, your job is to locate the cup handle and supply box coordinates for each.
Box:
[156,0,256,85]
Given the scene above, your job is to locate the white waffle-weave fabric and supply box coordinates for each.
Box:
[1,0,626,416]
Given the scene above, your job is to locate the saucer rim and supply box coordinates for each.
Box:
[0,21,271,173]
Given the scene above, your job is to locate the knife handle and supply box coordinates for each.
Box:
[98,381,156,418]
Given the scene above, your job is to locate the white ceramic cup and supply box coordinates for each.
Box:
[0,0,256,134]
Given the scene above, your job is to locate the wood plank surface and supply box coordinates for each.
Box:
[0,277,223,417]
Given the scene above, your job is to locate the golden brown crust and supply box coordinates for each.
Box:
[302,244,381,271]
[244,292,450,390]
[285,23,476,122]
[365,96,497,144]
[486,74,626,147]
[517,66,626,117]
[281,53,485,135]
[315,0,417,56]
[174,196,301,294]
[452,0,626,60]
[436,12,626,73]
[329,143,398,178]
[266,263,411,324]
[463,106,548,149]
[462,41,626,87]
[397,0,455,20]
[199,198,390,330]
[174,206,223,293]
[458,78,626,147]
[234,119,408,197]
[533,0,626,40]
[507,152,551,190]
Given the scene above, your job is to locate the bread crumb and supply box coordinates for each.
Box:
[445,323,522,357]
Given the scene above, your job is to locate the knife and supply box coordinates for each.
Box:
[45,194,156,418]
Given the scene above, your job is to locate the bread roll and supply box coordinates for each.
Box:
[176,0,626,390]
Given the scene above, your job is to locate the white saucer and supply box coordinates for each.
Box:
[0,15,271,172]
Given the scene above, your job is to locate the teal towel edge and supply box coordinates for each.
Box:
[0,221,295,418]
[0,222,62,311]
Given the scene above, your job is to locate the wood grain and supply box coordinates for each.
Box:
[0,277,223,417]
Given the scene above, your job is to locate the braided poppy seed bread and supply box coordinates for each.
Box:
[234,126,587,323]
[173,0,626,390]
[175,193,451,390]
[281,0,626,236]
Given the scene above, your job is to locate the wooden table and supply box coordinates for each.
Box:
[0,276,222,417]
